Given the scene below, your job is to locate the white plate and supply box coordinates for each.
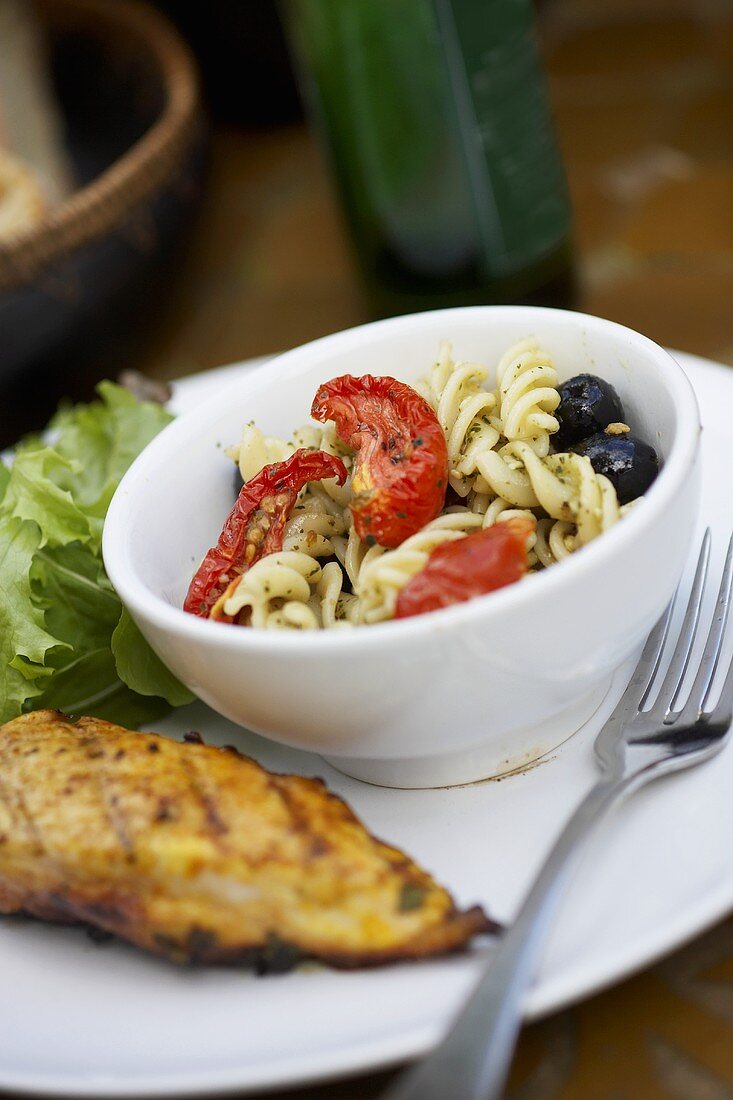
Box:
[1,350,731,1099]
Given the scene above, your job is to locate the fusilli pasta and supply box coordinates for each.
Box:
[356,511,484,624]
[467,492,539,563]
[283,489,348,559]
[514,445,619,546]
[227,423,292,483]
[495,337,560,456]
[293,420,353,508]
[214,337,642,631]
[222,551,322,629]
[533,518,576,568]
[421,340,502,497]
[220,551,359,630]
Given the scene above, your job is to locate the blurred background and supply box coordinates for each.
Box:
[0,0,731,450]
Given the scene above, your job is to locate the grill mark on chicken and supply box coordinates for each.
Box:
[271,776,332,863]
[83,731,136,861]
[270,775,308,833]
[179,750,229,840]
[0,710,498,968]
[0,771,45,857]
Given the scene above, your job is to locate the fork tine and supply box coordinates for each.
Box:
[695,531,733,719]
[626,598,676,712]
[707,649,733,728]
[594,597,678,767]
[646,529,711,718]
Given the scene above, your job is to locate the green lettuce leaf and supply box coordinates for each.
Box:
[51,381,173,520]
[0,515,66,724]
[2,448,93,548]
[0,383,194,727]
[29,648,172,727]
[30,542,120,651]
[112,608,193,707]
[0,461,9,505]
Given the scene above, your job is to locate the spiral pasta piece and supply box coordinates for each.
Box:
[293,420,353,507]
[355,511,484,624]
[533,518,576,568]
[468,492,535,531]
[475,440,621,555]
[266,602,320,631]
[218,551,359,630]
[318,560,360,628]
[227,424,293,483]
[330,521,383,590]
[221,552,321,629]
[283,489,348,559]
[293,419,351,460]
[228,420,353,510]
[495,337,560,456]
[420,340,501,497]
[511,445,620,546]
[475,442,541,509]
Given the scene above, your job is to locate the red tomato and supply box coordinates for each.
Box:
[395,518,533,619]
[184,449,347,619]
[311,375,448,548]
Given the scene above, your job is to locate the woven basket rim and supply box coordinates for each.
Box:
[0,0,201,292]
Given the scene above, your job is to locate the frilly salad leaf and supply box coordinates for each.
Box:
[0,461,10,504]
[3,448,93,548]
[0,516,62,720]
[0,383,194,727]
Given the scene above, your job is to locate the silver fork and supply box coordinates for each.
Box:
[383,530,733,1100]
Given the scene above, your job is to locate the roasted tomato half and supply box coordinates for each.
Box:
[184,449,347,619]
[395,518,533,619]
[311,375,449,548]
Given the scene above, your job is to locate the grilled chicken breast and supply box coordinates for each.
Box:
[0,710,495,968]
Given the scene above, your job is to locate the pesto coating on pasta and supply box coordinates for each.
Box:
[204,338,652,630]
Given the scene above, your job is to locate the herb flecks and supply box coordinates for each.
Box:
[398,882,428,913]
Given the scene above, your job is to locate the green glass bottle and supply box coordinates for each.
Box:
[281,0,574,317]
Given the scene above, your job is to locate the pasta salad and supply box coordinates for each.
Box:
[184,339,660,629]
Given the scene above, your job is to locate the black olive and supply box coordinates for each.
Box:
[572,431,659,504]
[554,374,625,449]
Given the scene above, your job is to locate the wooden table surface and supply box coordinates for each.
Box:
[5,1,733,1097]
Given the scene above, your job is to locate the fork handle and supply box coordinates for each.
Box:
[382,773,641,1100]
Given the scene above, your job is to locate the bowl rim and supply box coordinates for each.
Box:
[103,305,702,654]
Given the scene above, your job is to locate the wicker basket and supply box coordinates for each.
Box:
[0,0,204,390]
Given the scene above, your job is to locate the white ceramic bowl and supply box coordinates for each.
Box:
[103,307,701,788]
